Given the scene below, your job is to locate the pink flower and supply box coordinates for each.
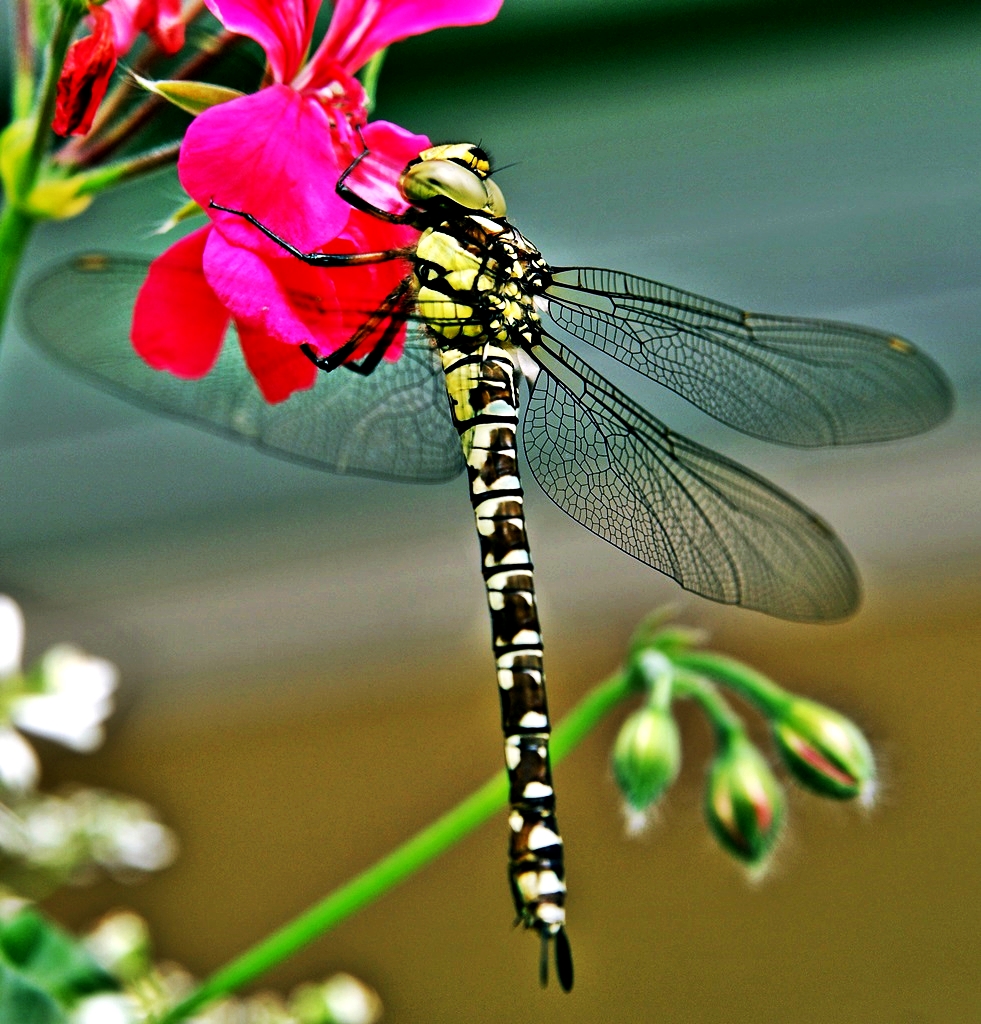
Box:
[134,0,502,402]
[53,0,185,137]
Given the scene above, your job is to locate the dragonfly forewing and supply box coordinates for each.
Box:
[19,254,465,483]
[545,266,953,448]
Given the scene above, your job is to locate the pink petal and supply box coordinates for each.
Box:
[339,119,430,220]
[201,228,358,352]
[201,211,414,364]
[204,0,320,82]
[133,227,230,376]
[312,0,503,75]
[103,0,143,52]
[319,209,417,362]
[135,0,185,53]
[102,0,184,54]
[179,86,351,257]
[235,320,317,402]
[199,230,284,323]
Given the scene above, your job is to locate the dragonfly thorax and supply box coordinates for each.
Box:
[414,214,548,349]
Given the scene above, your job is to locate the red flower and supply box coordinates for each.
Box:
[53,0,186,137]
[132,0,502,402]
[53,6,117,137]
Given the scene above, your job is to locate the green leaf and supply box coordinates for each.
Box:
[0,908,119,1006]
[0,962,66,1024]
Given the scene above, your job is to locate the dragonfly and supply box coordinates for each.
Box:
[20,142,953,991]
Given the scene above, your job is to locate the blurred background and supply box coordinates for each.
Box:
[1,0,979,1020]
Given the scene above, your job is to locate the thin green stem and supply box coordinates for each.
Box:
[359,48,387,114]
[154,670,634,1024]
[673,651,791,717]
[73,141,181,195]
[671,669,743,742]
[13,0,35,120]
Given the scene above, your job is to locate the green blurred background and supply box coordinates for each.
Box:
[1,0,979,1020]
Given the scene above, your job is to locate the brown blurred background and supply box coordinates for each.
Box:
[2,0,980,1021]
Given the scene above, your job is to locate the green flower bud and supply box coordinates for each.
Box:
[705,734,785,865]
[772,698,876,803]
[612,705,681,814]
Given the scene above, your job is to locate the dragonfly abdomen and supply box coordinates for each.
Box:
[439,339,570,985]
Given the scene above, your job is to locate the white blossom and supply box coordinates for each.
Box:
[12,644,118,752]
[100,816,178,873]
[0,726,40,795]
[0,597,24,679]
[71,993,139,1024]
[319,974,383,1024]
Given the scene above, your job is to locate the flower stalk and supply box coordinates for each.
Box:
[153,670,637,1024]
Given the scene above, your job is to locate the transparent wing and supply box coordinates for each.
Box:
[19,254,465,483]
[524,337,860,622]
[544,266,953,447]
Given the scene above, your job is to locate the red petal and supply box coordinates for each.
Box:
[179,86,351,257]
[132,227,230,376]
[204,0,320,83]
[313,0,503,75]
[236,319,317,402]
[52,7,117,137]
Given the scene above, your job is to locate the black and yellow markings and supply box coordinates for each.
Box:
[436,291,569,965]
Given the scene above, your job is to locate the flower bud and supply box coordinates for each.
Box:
[612,705,681,814]
[772,698,875,803]
[705,734,784,865]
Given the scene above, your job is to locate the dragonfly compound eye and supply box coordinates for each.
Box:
[401,159,507,217]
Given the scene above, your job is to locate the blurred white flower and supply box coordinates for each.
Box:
[0,727,40,795]
[0,596,24,679]
[85,911,152,982]
[21,797,78,864]
[293,973,383,1024]
[71,992,139,1024]
[93,809,179,874]
[12,644,118,752]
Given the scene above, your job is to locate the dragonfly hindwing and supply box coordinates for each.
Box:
[525,337,859,621]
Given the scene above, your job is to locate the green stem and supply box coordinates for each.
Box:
[671,669,743,742]
[13,0,35,120]
[154,670,635,1024]
[0,202,34,341]
[73,141,181,195]
[359,48,387,114]
[673,651,791,717]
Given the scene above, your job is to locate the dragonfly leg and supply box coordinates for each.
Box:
[335,143,420,225]
[208,201,406,266]
[301,279,413,375]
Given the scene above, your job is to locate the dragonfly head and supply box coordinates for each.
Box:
[400,143,507,218]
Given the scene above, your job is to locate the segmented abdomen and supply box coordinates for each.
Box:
[438,340,567,941]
